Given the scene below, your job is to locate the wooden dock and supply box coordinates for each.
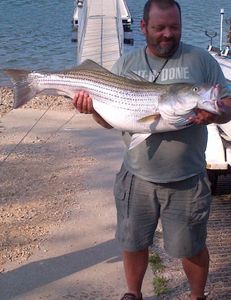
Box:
[77,0,125,70]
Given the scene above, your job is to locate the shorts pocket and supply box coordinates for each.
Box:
[114,164,133,218]
[190,173,212,224]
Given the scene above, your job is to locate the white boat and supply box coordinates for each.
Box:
[205,47,231,193]
[205,8,231,193]
[206,122,231,193]
[208,46,231,83]
[204,8,231,194]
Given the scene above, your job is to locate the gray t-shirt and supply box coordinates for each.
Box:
[112,42,230,183]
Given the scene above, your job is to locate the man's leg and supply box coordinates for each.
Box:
[158,174,211,300]
[114,165,160,299]
[182,245,209,300]
[123,248,149,299]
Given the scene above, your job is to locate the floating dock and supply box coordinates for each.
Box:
[74,0,132,70]
[73,0,132,31]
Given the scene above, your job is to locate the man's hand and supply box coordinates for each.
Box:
[72,91,113,129]
[72,91,94,114]
[189,108,219,125]
[189,98,231,125]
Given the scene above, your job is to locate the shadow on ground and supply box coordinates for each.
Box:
[0,239,121,299]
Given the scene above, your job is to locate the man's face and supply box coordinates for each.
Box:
[141,4,181,57]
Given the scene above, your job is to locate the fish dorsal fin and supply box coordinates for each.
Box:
[79,59,111,72]
[62,60,112,74]
[124,70,149,82]
[137,114,160,123]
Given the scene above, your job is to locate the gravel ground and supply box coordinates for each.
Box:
[0,87,88,270]
[0,87,74,117]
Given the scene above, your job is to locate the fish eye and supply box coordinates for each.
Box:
[192,86,199,92]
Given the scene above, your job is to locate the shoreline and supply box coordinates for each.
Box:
[0,87,74,118]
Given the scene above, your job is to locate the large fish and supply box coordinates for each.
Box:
[4,60,221,149]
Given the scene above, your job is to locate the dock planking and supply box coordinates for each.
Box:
[77,0,124,70]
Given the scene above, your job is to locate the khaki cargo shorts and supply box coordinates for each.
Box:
[114,164,212,258]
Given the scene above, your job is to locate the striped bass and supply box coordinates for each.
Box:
[4,59,221,149]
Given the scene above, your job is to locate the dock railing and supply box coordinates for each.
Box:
[77,0,89,63]
[116,0,124,58]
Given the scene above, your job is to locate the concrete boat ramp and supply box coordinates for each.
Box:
[0,108,231,299]
[0,109,154,300]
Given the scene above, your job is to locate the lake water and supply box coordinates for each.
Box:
[0,0,231,86]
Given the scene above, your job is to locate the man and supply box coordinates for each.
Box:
[73,1,231,299]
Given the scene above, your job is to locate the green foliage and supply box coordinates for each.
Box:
[152,276,169,296]
[148,252,165,273]
[149,252,169,296]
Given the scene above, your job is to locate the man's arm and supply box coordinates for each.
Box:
[72,91,113,129]
[189,97,231,125]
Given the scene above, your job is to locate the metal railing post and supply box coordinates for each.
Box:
[77,0,89,64]
[115,0,124,56]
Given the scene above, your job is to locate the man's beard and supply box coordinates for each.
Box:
[147,36,180,57]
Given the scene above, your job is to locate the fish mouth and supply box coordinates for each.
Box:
[197,84,221,114]
[211,84,220,100]
[211,84,221,111]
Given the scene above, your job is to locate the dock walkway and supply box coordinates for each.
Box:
[77,0,124,70]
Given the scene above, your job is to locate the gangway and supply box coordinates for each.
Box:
[72,0,132,32]
[76,0,125,70]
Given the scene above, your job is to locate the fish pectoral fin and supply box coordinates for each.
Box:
[137,114,160,123]
[129,133,152,150]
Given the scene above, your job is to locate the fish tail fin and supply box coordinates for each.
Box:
[4,69,38,108]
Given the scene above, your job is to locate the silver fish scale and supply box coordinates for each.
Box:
[34,72,160,113]
[4,61,220,138]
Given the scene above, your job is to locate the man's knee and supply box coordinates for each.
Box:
[183,246,209,265]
